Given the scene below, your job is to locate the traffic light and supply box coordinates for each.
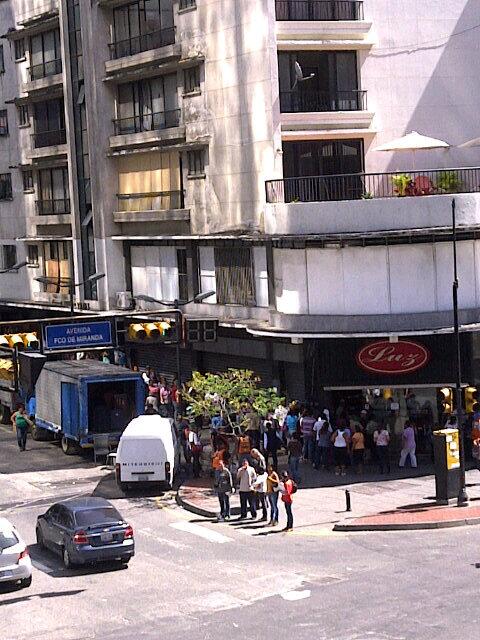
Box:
[127,321,174,343]
[0,332,39,351]
[439,387,453,414]
[465,386,478,413]
[128,323,147,341]
[185,319,218,343]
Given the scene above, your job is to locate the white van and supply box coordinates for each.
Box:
[115,415,180,490]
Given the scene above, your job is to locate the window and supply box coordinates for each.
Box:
[177,248,188,302]
[33,99,66,147]
[183,66,200,94]
[29,29,62,80]
[22,170,34,192]
[112,0,175,59]
[27,245,39,266]
[0,45,4,74]
[187,149,205,177]
[18,104,29,126]
[44,241,70,293]
[14,38,25,61]
[214,247,256,306]
[0,110,8,136]
[0,174,12,200]
[38,167,70,214]
[2,245,17,271]
[179,0,196,9]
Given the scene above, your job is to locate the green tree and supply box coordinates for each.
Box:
[183,369,284,428]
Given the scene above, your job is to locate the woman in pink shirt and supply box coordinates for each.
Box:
[281,470,294,531]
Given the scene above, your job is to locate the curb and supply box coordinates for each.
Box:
[176,489,216,518]
[334,516,480,532]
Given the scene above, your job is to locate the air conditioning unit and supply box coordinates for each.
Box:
[116,291,133,310]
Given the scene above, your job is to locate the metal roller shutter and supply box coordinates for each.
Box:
[126,343,193,383]
[199,352,274,388]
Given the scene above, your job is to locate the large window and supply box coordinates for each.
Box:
[0,109,8,136]
[130,245,180,301]
[44,241,70,293]
[118,151,183,211]
[0,45,4,74]
[29,29,62,80]
[0,174,12,200]
[116,74,178,134]
[2,245,17,270]
[33,99,66,148]
[37,167,70,214]
[214,247,256,306]
[111,0,175,59]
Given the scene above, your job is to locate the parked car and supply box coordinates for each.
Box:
[35,497,134,568]
[0,517,32,589]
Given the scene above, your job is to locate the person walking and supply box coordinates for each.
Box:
[214,459,234,521]
[399,421,417,469]
[266,464,280,526]
[351,425,365,474]
[287,434,302,483]
[331,424,350,476]
[188,427,203,477]
[237,459,257,519]
[252,467,268,521]
[263,421,281,470]
[281,470,294,531]
[300,410,316,463]
[146,376,159,411]
[11,404,32,452]
[374,424,391,474]
[314,419,331,470]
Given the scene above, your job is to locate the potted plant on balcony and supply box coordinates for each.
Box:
[392,173,413,196]
[435,170,463,194]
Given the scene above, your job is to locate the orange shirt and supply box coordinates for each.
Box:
[471,426,480,443]
[351,432,365,451]
[212,449,224,470]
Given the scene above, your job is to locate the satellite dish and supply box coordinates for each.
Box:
[292,61,315,90]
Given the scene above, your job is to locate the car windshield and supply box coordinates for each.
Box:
[0,529,18,550]
[74,507,122,528]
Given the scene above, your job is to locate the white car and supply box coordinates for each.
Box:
[0,518,32,589]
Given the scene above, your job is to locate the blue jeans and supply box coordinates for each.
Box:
[284,501,293,529]
[16,426,27,450]
[218,492,230,518]
[315,445,329,468]
[302,434,315,462]
[268,492,279,522]
[288,455,300,483]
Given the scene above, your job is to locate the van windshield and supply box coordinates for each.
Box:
[75,507,122,527]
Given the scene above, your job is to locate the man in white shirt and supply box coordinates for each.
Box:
[237,459,257,520]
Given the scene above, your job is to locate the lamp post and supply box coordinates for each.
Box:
[135,291,215,383]
[0,261,29,274]
[35,272,105,317]
[452,197,469,506]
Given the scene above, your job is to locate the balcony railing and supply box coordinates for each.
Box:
[36,198,71,215]
[28,59,62,81]
[280,89,367,112]
[275,0,364,21]
[117,190,184,212]
[113,109,181,135]
[31,129,66,148]
[108,26,176,60]
[266,167,480,203]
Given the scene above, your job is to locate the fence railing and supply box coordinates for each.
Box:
[117,190,184,212]
[28,58,62,81]
[265,167,480,204]
[280,89,367,112]
[275,0,364,21]
[36,198,71,215]
[31,129,66,149]
[109,26,176,60]
[113,109,181,135]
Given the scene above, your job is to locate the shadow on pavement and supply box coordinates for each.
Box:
[92,471,172,501]
[0,589,85,604]
[28,543,129,579]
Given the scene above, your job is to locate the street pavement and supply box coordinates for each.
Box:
[2,426,480,640]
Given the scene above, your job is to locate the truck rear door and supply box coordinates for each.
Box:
[61,382,79,439]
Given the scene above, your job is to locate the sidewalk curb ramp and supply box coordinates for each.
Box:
[334,515,480,532]
[176,487,216,518]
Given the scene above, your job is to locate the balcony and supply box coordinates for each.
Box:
[264,166,480,236]
[113,109,181,135]
[28,59,62,81]
[32,129,66,149]
[276,0,364,21]
[109,27,176,60]
[23,59,63,96]
[35,198,70,215]
[113,191,190,224]
[280,89,366,112]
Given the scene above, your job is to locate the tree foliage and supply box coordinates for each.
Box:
[183,369,284,428]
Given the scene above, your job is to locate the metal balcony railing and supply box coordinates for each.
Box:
[31,129,66,149]
[275,0,364,21]
[108,26,176,60]
[35,198,71,215]
[265,167,480,203]
[28,58,62,81]
[117,190,184,212]
[113,109,181,135]
[280,89,367,112]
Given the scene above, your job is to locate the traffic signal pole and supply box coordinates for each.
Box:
[452,198,469,506]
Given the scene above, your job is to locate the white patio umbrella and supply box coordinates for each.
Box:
[374,130,450,169]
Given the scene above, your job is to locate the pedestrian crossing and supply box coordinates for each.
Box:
[169,520,234,543]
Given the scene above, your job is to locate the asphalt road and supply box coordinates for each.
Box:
[2,426,480,640]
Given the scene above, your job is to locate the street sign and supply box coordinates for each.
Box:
[44,321,113,351]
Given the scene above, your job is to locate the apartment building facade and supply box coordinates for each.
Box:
[1,0,480,417]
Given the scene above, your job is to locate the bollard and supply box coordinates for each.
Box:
[345,489,352,512]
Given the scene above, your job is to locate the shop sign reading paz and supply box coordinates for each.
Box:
[356,340,430,375]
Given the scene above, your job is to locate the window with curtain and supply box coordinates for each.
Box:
[29,29,62,80]
[117,73,178,134]
[38,167,70,214]
[112,0,175,57]
[44,241,70,293]
[214,247,256,306]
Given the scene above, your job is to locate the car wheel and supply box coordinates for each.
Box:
[36,527,44,548]
[62,547,73,568]
[31,425,44,441]
[20,575,32,588]
[61,437,78,456]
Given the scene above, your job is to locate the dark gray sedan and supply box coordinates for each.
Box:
[36,497,134,568]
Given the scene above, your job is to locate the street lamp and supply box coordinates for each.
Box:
[452,197,469,506]
[0,260,29,274]
[135,291,215,381]
[35,272,105,317]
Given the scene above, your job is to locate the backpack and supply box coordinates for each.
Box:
[290,480,298,494]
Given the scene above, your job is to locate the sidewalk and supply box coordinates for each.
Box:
[177,457,480,532]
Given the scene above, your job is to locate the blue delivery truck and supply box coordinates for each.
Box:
[34,360,145,454]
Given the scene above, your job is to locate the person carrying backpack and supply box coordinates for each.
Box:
[281,470,296,531]
[11,404,33,452]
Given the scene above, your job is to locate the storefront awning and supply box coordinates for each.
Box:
[246,324,480,339]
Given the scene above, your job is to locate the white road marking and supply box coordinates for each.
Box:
[169,520,233,544]
[281,589,311,601]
